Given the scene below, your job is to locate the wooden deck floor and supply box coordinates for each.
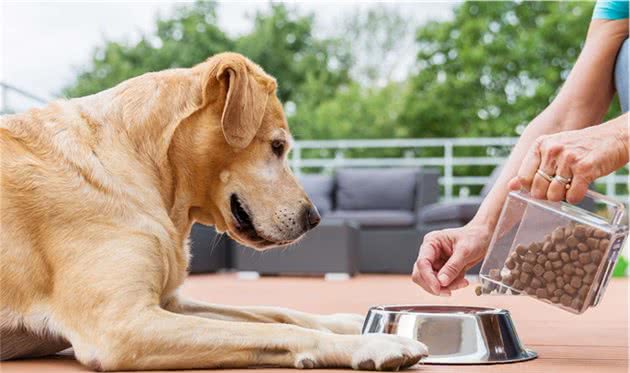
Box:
[2,275,627,373]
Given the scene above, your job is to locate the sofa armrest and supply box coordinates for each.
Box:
[415,168,440,212]
[417,198,482,225]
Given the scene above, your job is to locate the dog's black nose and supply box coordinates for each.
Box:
[303,205,321,231]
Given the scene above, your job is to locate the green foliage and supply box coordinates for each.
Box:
[613,255,628,277]
[65,2,232,98]
[63,1,350,120]
[64,1,614,144]
[292,82,410,140]
[399,1,613,138]
[235,4,351,105]
[341,6,414,86]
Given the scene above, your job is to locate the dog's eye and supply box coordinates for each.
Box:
[271,140,285,157]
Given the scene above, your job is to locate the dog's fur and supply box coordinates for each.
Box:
[0,53,427,370]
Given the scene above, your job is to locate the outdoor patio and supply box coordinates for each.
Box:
[2,274,627,373]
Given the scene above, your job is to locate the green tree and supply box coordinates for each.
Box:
[64,2,232,98]
[290,5,414,140]
[293,82,409,140]
[341,6,415,87]
[63,1,351,128]
[235,4,351,106]
[399,1,616,139]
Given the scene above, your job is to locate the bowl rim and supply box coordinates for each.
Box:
[368,304,509,316]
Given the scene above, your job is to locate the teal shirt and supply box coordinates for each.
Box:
[592,0,629,19]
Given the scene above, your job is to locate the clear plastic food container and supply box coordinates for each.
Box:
[479,190,628,314]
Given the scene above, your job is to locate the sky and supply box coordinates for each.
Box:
[1,1,456,113]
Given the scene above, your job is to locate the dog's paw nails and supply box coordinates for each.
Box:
[381,356,408,371]
[350,334,427,370]
[404,353,424,368]
[357,359,376,370]
[296,357,317,369]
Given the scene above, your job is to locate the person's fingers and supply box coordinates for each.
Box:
[412,258,441,295]
[446,260,479,291]
[438,288,452,297]
[515,138,543,191]
[507,176,522,191]
[412,263,436,295]
[565,155,598,204]
[412,240,443,295]
[446,276,469,291]
[530,147,557,199]
[436,248,469,287]
[547,157,572,201]
[565,173,591,204]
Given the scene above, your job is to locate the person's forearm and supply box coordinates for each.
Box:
[552,19,629,129]
[471,107,564,228]
[606,113,629,162]
[470,19,628,230]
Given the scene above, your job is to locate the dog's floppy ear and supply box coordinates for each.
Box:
[216,58,273,149]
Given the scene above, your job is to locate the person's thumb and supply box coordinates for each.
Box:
[507,177,521,191]
[437,249,468,287]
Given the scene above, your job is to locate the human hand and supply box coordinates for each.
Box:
[412,223,492,296]
[508,123,628,204]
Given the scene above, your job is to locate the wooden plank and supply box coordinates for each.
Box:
[528,345,627,360]
[3,357,626,373]
[0,276,627,373]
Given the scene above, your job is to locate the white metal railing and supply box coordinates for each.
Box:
[290,137,629,202]
[1,86,627,203]
[0,82,47,115]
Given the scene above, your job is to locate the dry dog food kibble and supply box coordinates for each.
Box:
[480,223,610,312]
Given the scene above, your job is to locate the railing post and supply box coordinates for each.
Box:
[444,141,453,200]
[606,173,616,198]
[292,143,302,177]
[334,149,345,169]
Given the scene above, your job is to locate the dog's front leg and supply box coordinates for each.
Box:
[71,306,426,371]
[164,295,364,334]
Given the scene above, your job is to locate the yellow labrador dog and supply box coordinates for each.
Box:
[0,52,427,371]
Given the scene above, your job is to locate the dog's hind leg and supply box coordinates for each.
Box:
[0,326,70,361]
[163,296,364,335]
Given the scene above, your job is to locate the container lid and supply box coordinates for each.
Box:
[509,190,627,233]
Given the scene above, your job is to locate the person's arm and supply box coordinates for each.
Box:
[474,19,628,230]
[413,18,629,295]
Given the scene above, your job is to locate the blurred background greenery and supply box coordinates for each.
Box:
[64,1,620,141]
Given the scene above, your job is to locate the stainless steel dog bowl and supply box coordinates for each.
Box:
[362,305,536,365]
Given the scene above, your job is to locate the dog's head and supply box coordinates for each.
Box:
[183,53,320,250]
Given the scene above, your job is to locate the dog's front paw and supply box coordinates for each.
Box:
[320,313,365,334]
[350,334,428,371]
[298,333,427,370]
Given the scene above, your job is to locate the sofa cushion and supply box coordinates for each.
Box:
[417,200,481,224]
[335,168,418,211]
[300,174,334,215]
[327,210,415,228]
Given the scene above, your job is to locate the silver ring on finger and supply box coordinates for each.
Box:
[536,169,554,183]
[554,175,572,190]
